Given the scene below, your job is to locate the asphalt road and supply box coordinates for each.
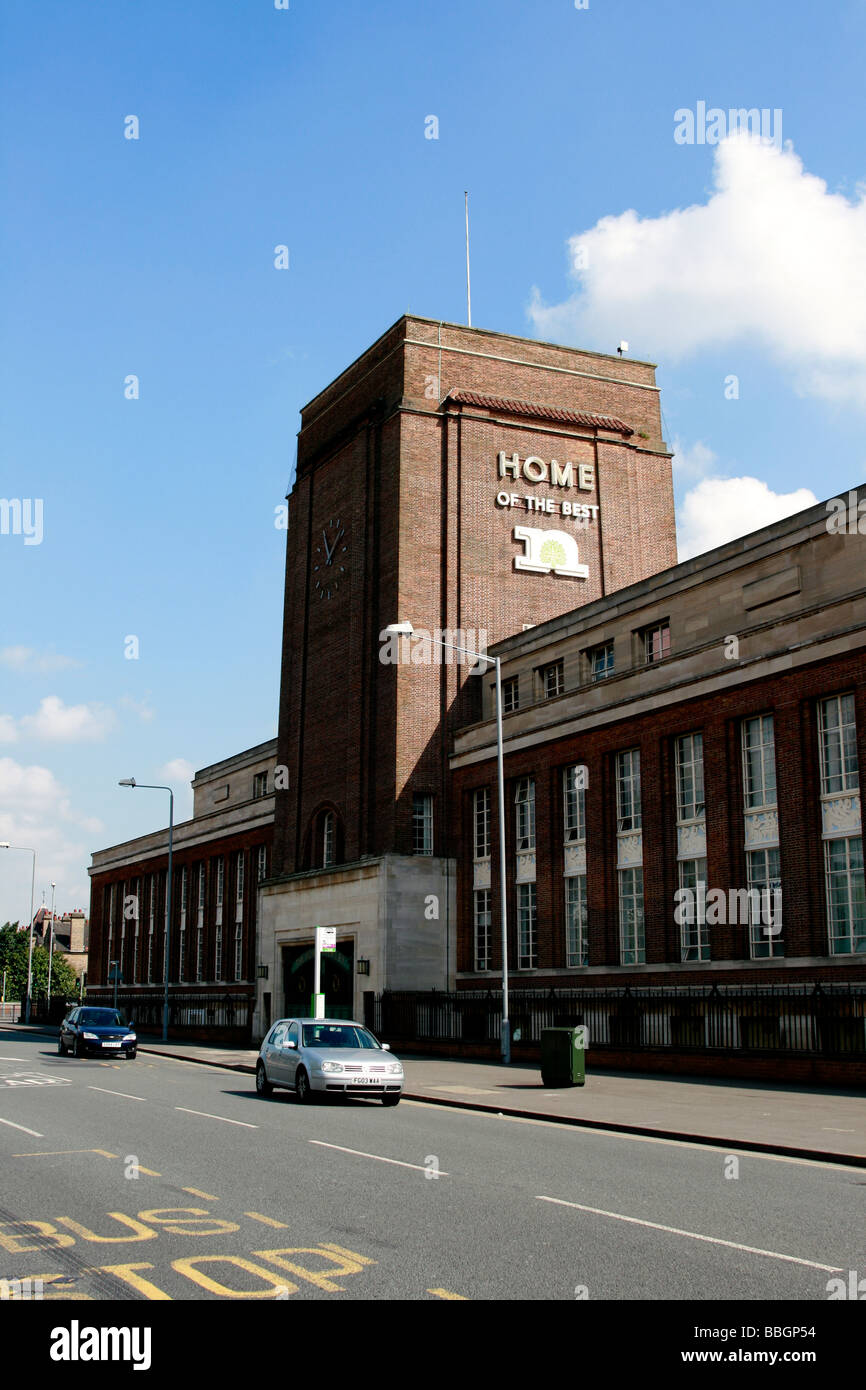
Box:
[0,1031,862,1302]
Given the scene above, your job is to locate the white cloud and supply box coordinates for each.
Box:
[671,437,718,481]
[0,714,17,743]
[529,133,866,407]
[158,758,195,785]
[0,646,79,674]
[19,696,115,743]
[677,476,818,560]
[0,756,103,922]
[119,694,155,722]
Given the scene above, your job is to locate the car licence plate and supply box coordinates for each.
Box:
[102,1041,122,1048]
[354,1076,380,1084]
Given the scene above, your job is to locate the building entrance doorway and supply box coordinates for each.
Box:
[281,939,355,1019]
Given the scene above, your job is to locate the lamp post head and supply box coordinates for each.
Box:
[384,621,414,636]
[0,842,9,850]
[118,778,136,788]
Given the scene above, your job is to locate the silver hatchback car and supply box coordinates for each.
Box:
[256,1017,404,1106]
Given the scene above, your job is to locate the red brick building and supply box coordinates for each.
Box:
[447,492,865,1075]
[258,316,677,1032]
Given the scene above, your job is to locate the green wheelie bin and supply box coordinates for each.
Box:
[541,1025,587,1087]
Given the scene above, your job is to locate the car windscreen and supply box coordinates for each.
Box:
[301,1025,379,1049]
[78,1009,127,1027]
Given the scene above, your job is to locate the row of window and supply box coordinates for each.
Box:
[470,694,864,970]
[497,622,672,713]
[102,845,268,985]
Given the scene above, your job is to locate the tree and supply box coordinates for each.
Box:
[0,923,80,1002]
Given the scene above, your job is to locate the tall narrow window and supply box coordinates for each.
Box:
[565,876,588,967]
[501,677,519,713]
[742,715,776,809]
[676,733,705,821]
[616,750,641,832]
[131,877,140,983]
[515,778,536,852]
[590,641,614,682]
[323,812,335,867]
[412,795,433,855]
[825,837,865,955]
[819,694,859,795]
[643,621,671,664]
[253,770,269,799]
[474,889,492,971]
[678,858,709,962]
[517,882,537,969]
[563,765,586,844]
[235,850,245,982]
[746,847,783,959]
[541,660,564,699]
[257,844,268,882]
[474,788,491,860]
[178,866,188,983]
[196,864,205,982]
[146,873,156,984]
[618,868,645,964]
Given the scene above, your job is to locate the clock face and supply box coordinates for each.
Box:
[313,517,349,599]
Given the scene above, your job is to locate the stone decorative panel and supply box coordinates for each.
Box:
[563,843,587,877]
[515,851,536,884]
[821,793,862,840]
[617,832,643,868]
[473,857,491,890]
[677,820,707,860]
[743,809,780,850]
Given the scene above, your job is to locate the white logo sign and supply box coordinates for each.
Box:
[513,526,589,579]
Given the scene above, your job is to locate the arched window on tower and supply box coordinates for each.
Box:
[323,811,335,867]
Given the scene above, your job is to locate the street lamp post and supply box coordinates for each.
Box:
[118,780,174,1042]
[384,622,511,1064]
[0,843,37,1022]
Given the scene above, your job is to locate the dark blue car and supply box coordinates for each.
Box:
[58,1006,137,1059]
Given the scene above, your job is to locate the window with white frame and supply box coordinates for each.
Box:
[565,876,588,967]
[147,873,156,984]
[825,837,865,955]
[196,864,205,982]
[678,858,709,962]
[474,787,491,860]
[131,877,140,983]
[643,621,670,664]
[517,882,537,969]
[474,888,492,971]
[819,694,859,795]
[676,733,705,821]
[590,641,614,683]
[256,844,267,883]
[236,851,245,913]
[515,778,536,851]
[216,857,224,910]
[742,715,777,809]
[234,920,244,981]
[412,794,433,855]
[322,811,335,867]
[501,676,519,713]
[253,770,269,799]
[541,659,564,699]
[618,867,645,964]
[563,765,586,844]
[106,883,115,977]
[178,866,187,983]
[746,847,783,958]
[616,750,641,832]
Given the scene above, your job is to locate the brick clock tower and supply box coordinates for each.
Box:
[255,315,676,1035]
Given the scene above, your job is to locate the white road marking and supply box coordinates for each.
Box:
[536,1195,843,1271]
[88,1086,146,1101]
[175,1107,257,1128]
[0,1116,44,1137]
[309,1139,449,1174]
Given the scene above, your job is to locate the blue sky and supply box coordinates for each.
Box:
[1,0,865,920]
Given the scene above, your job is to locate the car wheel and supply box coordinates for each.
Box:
[255,1061,273,1096]
[295,1067,313,1103]
[382,1094,401,1107]
[126,1049,137,1060]
[73,1036,82,1059]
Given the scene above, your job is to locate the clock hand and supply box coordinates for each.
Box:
[322,530,332,564]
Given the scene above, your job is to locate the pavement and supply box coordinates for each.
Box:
[4,1023,864,1164]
